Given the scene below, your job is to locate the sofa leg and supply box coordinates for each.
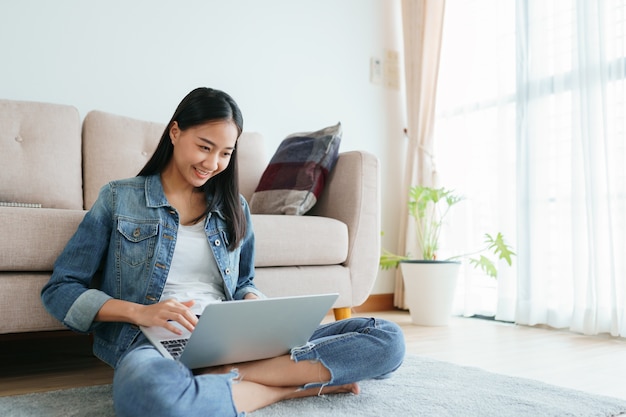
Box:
[333,307,351,321]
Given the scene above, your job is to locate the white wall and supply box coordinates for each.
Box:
[0,0,406,295]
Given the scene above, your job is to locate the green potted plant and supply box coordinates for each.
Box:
[381,185,515,326]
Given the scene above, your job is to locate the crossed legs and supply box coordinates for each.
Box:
[200,354,360,413]
[113,318,404,417]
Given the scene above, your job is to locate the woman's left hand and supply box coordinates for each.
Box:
[243,293,259,300]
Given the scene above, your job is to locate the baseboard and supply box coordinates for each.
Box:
[353,293,394,313]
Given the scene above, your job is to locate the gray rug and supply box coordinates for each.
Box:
[2,355,626,417]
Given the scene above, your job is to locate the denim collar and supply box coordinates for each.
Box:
[144,174,226,220]
[145,174,169,208]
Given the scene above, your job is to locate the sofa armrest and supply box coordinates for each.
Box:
[307,151,380,307]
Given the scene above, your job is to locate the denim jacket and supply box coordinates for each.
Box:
[41,174,264,368]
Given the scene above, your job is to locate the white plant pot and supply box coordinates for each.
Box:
[400,260,461,326]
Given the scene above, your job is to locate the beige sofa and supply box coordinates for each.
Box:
[0,99,381,334]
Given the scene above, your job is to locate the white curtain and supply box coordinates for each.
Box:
[435,0,626,336]
[434,0,518,320]
[394,0,446,309]
[515,0,625,336]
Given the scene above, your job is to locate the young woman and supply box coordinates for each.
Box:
[41,87,405,416]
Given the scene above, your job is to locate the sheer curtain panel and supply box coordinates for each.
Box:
[516,0,625,336]
[435,0,625,336]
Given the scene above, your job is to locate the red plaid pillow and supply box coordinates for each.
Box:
[250,123,342,215]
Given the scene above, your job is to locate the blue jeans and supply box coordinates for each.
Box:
[113,317,405,417]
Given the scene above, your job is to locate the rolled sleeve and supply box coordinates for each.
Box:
[64,289,113,333]
[234,287,266,300]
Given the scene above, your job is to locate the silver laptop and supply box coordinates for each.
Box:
[140,293,339,369]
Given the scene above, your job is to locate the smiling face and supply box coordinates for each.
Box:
[165,120,239,190]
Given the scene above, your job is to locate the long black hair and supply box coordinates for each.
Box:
[138,87,246,250]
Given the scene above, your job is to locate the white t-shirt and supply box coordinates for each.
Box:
[161,221,225,315]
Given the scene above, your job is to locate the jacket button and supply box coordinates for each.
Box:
[225,268,231,275]
[133,228,141,238]
[214,239,221,246]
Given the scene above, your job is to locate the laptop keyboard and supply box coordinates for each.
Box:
[161,338,189,359]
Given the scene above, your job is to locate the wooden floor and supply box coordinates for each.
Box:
[1,310,626,400]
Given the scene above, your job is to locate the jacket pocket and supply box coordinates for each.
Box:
[117,218,159,266]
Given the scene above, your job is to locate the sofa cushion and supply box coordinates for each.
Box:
[251,214,348,267]
[254,265,352,307]
[236,132,268,202]
[0,273,66,333]
[83,110,267,210]
[249,123,342,215]
[82,110,165,210]
[0,208,349,271]
[0,99,83,209]
[0,207,86,271]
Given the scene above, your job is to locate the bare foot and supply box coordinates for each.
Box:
[324,382,360,396]
[285,382,360,400]
[232,381,360,413]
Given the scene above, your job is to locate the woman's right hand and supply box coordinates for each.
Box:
[95,298,198,335]
[134,299,198,335]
